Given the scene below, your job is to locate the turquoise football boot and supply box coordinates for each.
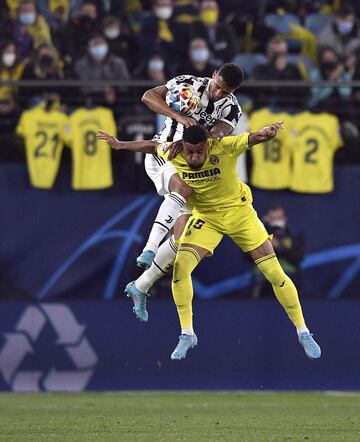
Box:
[124,281,148,322]
[171,334,198,360]
[298,332,321,359]
[136,250,156,269]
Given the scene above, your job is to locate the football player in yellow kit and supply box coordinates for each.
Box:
[97,124,321,361]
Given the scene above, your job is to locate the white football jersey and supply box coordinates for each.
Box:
[154,74,242,142]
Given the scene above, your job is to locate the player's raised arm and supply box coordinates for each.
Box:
[96,131,158,154]
[142,85,197,128]
[248,121,284,147]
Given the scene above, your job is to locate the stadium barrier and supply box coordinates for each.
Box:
[0,299,359,391]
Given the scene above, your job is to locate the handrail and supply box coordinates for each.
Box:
[0,79,359,88]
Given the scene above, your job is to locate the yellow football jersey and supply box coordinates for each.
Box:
[16,105,69,189]
[68,107,116,190]
[249,108,292,190]
[290,111,343,193]
[157,133,253,212]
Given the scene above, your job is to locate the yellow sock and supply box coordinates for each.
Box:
[255,254,306,328]
[172,246,201,331]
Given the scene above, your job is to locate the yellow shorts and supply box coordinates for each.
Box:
[179,204,270,255]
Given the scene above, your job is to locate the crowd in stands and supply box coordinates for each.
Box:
[1,0,360,158]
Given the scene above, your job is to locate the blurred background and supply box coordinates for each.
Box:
[0,0,360,392]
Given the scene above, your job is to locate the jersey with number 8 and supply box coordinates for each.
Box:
[68,107,116,190]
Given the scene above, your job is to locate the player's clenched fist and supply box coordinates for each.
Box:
[96,131,122,149]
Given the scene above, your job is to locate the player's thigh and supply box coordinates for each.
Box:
[179,213,223,256]
[174,214,191,240]
[227,205,270,253]
[144,155,177,196]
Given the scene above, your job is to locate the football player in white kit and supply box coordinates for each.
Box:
[137,63,244,266]
[98,63,244,321]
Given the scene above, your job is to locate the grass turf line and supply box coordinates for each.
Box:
[0,391,359,441]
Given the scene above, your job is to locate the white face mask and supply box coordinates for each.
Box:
[2,52,16,67]
[149,60,164,71]
[154,6,173,20]
[104,27,120,40]
[269,219,286,229]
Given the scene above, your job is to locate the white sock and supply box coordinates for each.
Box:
[181,328,195,336]
[136,235,178,293]
[296,325,310,336]
[144,192,186,253]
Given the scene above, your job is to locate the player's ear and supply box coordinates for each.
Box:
[212,70,217,79]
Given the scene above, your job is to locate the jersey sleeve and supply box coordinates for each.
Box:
[218,97,242,130]
[156,142,170,160]
[331,115,343,151]
[16,111,27,137]
[219,133,250,157]
[165,75,196,90]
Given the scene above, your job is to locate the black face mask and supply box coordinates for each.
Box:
[321,61,338,72]
[79,15,95,29]
[39,54,54,68]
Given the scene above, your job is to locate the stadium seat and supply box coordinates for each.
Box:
[232,53,267,77]
[264,13,300,34]
[305,13,334,36]
[286,54,314,77]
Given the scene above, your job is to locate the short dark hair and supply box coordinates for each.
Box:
[183,125,209,145]
[218,63,244,90]
[337,3,354,17]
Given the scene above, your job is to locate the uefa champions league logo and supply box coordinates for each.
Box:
[0,304,98,391]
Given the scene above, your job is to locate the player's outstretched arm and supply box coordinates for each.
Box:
[96,131,158,154]
[248,121,284,147]
[142,85,197,128]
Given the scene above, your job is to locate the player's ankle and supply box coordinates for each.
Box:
[296,325,310,336]
[181,328,195,336]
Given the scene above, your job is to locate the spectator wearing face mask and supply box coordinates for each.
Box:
[2,0,52,58]
[191,0,236,66]
[252,205,305,299]
[137,0,189,73]
[318,4,360,65]
[62,0,101,65]
[102,15,137,71]
[19,43,64,107]
[177,37,217,77]
[74,34,130,106]
[253,36,308,110]
[0,41,26,126]
[309,47,352,118]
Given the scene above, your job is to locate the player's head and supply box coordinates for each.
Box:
[182,125,209,170]
[209,63,244,101]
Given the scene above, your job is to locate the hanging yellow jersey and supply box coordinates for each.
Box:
[16,104,69,189]
[68,107,116,190]
[290,111,343,193]
[249,108,292,190]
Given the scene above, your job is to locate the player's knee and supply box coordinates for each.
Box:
[172,249,198,282]
[261,266,286,286]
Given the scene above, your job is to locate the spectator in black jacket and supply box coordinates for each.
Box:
[252,205,305,298]
[137,0,189,75]
[253,36,308,110]
[61,0,100,66]
[192,0,236,66]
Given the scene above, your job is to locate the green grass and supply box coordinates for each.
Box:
[0,392,359,441]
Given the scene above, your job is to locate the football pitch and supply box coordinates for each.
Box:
[0,391,359,441]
